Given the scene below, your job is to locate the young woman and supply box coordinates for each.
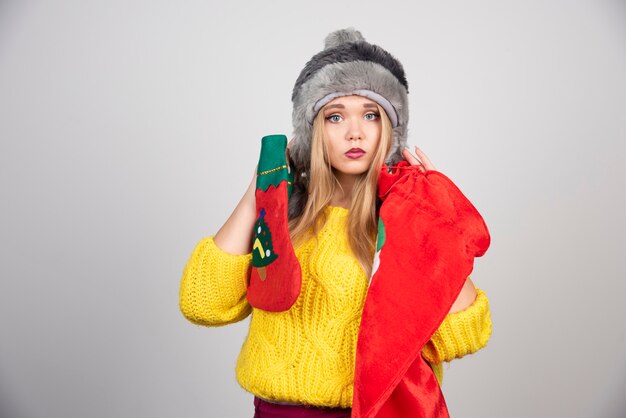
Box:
[180,28,491,418]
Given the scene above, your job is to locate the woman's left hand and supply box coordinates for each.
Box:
[402,146,436,173]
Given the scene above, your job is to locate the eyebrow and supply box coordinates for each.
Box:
[324,102,378,110]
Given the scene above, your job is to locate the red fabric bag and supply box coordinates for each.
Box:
[352,162,490,418]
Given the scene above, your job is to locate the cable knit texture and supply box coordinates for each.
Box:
[421,288,491,365]
[179,237,252,326]
[179,206,491,408]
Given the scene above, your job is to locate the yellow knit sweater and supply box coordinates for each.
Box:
[179,206,491,408]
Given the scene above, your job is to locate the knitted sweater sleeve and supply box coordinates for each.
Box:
[179,236,252,326]
[422,287,492,365]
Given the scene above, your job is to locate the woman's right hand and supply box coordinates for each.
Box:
[214,138,293,255]
[213,167,257,255]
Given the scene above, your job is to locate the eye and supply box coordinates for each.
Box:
[364,112,380,121]
[326,114,342,123]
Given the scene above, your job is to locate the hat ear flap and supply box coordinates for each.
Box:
[289,136,310,171]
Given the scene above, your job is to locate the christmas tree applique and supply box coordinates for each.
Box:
[252,208,278,280]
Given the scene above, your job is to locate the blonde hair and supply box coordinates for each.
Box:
[289,103,393,276]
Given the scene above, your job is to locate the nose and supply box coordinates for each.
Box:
[347,119,364,141]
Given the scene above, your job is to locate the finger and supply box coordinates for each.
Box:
[402,148,426,172]
[414,147,436,171]
[402,147,421,166]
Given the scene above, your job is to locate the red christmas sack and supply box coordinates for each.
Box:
[352,162,490,418]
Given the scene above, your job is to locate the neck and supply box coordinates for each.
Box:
[330,171,357,208]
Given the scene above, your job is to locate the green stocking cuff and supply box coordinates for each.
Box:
[256,134,294,197]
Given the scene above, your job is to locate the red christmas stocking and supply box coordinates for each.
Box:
[247,135,302,312]
[352,162,490,418]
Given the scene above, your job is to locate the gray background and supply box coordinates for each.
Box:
[1,0,625,417]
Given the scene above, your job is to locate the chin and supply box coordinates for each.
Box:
[331,157,377,178]
[334,165,370,177]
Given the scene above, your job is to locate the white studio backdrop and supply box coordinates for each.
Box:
[1,0,625,417]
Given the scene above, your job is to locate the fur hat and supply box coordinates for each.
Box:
[290,28,409,170]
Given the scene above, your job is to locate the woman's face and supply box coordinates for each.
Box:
[321,95,382,180]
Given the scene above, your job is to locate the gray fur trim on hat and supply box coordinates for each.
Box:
[290,28,409,170]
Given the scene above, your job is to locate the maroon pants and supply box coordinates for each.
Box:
[253,397,352,418]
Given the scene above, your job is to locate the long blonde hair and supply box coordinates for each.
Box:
[288,103,393,276]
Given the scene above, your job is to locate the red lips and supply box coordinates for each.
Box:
[345,148,366,159]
